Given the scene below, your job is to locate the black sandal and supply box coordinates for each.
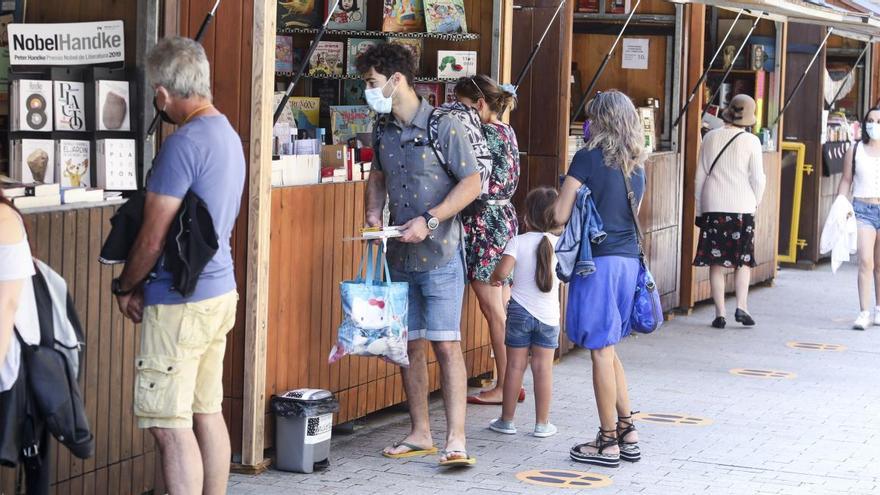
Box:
[617,412,641,463]
[569,428,620,468]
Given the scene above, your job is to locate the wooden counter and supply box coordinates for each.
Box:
[263,182,494,448]
[0,205,161,494]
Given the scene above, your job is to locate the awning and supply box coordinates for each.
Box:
[669,0,880,41]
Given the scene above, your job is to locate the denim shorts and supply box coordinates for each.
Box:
[390,254,465,342]
[505,299,560,349]
[854,200,880,230]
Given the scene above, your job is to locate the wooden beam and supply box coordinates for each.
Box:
[499,0,514,123]
[678,3,706,310]
[241,0,274,467]
[557,0,574,177]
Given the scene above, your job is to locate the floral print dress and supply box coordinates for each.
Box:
[463,122,520,282]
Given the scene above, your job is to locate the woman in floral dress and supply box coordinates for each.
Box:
[455,75,522,404]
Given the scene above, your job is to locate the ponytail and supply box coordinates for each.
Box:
[535,235,554,293]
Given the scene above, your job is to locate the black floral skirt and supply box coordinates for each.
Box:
[693,213,758,268]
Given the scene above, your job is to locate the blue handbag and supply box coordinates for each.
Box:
[329,243,410,366]
[623,172,663,334]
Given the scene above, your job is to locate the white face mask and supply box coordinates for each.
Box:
[364,79,397,114]
[866,123,880,141]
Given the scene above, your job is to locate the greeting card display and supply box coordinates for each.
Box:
[11,79,53,132]
[437,50,477,78]
[95,80,131,131]
[96,139,137,190]
[55,139,91,188]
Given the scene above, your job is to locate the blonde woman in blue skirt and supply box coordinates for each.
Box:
[555,91,647,468]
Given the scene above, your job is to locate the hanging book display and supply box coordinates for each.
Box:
[382,0,425,33]
[95,139,137,190]
[342,80,367,105]
[10,139,55,184]
[424,0,467,34]
[308,41,344,77]
[277,0,322,29]
[330,105,373,145]
[55,139,91,188]
[388,38,423,72]
[11,79,53,132]
[327,0,367,30]
[53,81,86,131]
[414,83,443,107]
[290,96,321,129]
[444,82,457,104]
[276,35,295,72]
[95,80,131,131]
[347,38,383,75]
[437,50,477,78]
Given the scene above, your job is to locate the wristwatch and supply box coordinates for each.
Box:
[421,212,440,231]
[111,278,134,296]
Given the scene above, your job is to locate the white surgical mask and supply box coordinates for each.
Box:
[866,123,880,141]
[365,79,397,114]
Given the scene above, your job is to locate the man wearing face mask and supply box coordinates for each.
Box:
[112,37,245,494]
[356,43,482,467]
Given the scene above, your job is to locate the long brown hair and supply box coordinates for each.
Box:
[453,74,516,114]
[524,187,559,293]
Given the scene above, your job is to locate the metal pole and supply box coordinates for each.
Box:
[701,15,760,121]
[772,28,834,127]
[826,42,869,111]
[570,0,642,121]
[513,0,567,90]
[672,8,744,129]
[273,0,342,125]
[147,0,222,136]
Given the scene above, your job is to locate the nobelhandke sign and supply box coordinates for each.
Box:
[7,21,124,66]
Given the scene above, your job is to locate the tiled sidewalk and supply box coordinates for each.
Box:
[230,263,880,494]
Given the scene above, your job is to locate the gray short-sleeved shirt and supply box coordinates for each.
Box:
[373,98,479,272]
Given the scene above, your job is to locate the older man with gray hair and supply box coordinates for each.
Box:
[112,36,245,494]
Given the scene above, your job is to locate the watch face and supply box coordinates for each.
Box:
[427,217,440,230]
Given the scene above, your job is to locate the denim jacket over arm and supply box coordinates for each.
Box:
[555,185,606,282]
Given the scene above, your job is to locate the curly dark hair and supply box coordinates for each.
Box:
[355,43,416,87]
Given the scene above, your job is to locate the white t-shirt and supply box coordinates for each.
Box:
[0,212,36,392]
[504,232,561,327]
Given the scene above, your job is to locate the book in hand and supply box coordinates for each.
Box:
[55,140,91,188]
[11,79,53,132]
[11,139,56,184]
[54,81,86,131]
[13,193,61,209]
[388,38,423,72]
[95,139,138,191]
[437,50,477,79]
[330,105,374,145]
[382,0,425,33]
[95,80,131,131]
[61,187,104,204]
[277,0,322,28]
[424,0,467,33]
[327,0,367,30]
[308,41,344,77]
[347,38,383,76]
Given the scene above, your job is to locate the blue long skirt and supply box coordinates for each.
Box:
[565,256,640,350]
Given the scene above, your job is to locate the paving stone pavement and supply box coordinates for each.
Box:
[229,263,880,494]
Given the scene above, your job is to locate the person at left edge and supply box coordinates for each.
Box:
[112,37,245,495]
[357,43,482,467]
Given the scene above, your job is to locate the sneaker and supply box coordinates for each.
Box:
[854,311,870,330]
[489,418,517,435]
[533,423,558,438]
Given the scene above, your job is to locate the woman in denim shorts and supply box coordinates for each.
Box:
[836,106,880,330]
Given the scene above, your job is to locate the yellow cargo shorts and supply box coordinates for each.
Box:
[135,291,238,429]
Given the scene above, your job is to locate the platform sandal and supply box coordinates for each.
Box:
[569,428,620,468]
[617,412,641,462]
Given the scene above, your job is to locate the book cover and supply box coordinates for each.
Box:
[0,14,12,90]
[444,82,457,104]
[55,139,91,188]
[274,92,296,126]
[308,41,344,77]
[347,38,383,75]
[276,35,295,72]
[312,79,340,119]
[290,96,321,129]
[95,80,131,131]
[330,105,374,145]
[96,139,138,190]
[414,83,443,107]
[327,0,367,30]
[609,0,632,14]
[342,79,366,105]
[13,139,55,184]
[437,50,477,79]
[277,0,322,29]
[54,81,86,132]
[388,38,423,72]
[382,0,425,33]
[576,0,599,12]
[13,79,53,132]
[424,0,467,33]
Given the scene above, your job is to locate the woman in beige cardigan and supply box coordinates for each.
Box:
[694,94,766,329]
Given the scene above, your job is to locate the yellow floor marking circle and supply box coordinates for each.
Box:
[632,412,714,426]
[730,368,796,379]
[786,341,846,352]
[516,469,613,489]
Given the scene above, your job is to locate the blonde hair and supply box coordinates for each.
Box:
[584,90,647,177]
